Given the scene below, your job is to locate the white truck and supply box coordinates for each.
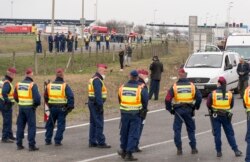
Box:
[184,51,240,95]
[225,33,250,60]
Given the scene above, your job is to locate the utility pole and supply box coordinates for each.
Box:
[11,1,13,18]
[81,0,85,47]
[152,9,157,38]
[51,0,55,36]
[227,2,233,37]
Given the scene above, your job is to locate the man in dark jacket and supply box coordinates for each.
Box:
[149,56,163,100]
[44,68,74,146]
[0,67,16,143]
[14,68,41,151]
[54,32,60,53]
[237,57,250,98]
[48,33,53,53]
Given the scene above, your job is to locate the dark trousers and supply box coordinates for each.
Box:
[212,115,238,152]
[0,103,14,140]
[88,101,106,145]
[135,117,144,148]
[16,107,36,147]
[49,43,53,53]
[119,56,124,69]
[45,107,67,144]
[239,79,248,97]
[173,108,196,149]
[85,42,89,50]
[149,79,160,100]
[246,114,250,162]
[120,113,141,153]
[55,42,59,52]
[106,41,109,50]
[36,42,42,53]
[75,41,78,50]
[96,42,101,50]
[68,42,73,52]
[60,42,65,52]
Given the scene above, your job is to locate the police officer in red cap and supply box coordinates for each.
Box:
[134,69,149,152]
[14,68,41,151]
[88,64,111,148]
[207,76,242,157]
[0,67,17,143]
[165,68,202,155]
[44,68,74,146]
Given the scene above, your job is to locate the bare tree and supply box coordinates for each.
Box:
[134,25,146,34]
[105,20,119,31]
[158,26,168,38]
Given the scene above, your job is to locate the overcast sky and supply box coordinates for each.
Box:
[0,0,249,26]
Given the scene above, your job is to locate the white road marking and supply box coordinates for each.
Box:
[77,120,246,162]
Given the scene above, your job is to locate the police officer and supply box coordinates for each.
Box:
[44,68,74,146]
[48,33,53,53]
[165,68,202,155]
[60,32,66,53]
[243,85,250,162]
[14,68,41,151]
[88,64,111,148]
[54,32,60,53]
[96,34,101,50]
[207,76,242,157]
[135,69,149,152]
[74,34,78,51]
[84,35,90,50]
[117,70,148,161]
[36,31,42,53]
[67,31,74,52]
[0,67,16,143]
[105,34,110,50]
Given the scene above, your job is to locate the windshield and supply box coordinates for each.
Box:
[185,54,223,68]
[226,46,250,59]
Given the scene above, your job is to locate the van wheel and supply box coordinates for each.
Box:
[233,88,239,94]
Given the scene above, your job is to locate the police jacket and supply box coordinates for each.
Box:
[206,87,234,110]
[1,75,14,105]
[54,35,60,43]
[89,73,106,108]
[118,80,148,112]
[44,77,74,108]
[237,62,250,81]
[165,78,202,113]
[48,35,53,44]
[14,77,41,108]
[149,60,163,80]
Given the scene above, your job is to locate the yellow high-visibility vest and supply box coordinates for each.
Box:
[16,82,34,106]
[173,82,195,105]
[88,77,107,99]
[118,84,142,111]
[47,83,67,104]
[96,36,101,41]
[0,80,14,103]
[244,87,250,111]
[212,91,232,110]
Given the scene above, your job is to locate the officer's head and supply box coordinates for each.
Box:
[239,57,244,64]
[97,64,108,79]
[178,68,187,79]
[56,68,64,79]
[152,56,159,61]
[138,69,149,83]
[217,76,226,87]
[130,70,139,81]
[6,67,16,79]
[25,68,33,78]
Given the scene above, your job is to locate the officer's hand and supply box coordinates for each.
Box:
[170,109,175,115]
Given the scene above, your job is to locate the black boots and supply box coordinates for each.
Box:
[234,150,243,157]
[124,152,137,161]
[191,148,198,154]
[177,147,183,155]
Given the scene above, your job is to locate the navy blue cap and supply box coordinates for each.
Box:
[130,70,138,77]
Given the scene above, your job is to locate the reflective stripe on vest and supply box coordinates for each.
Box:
[244,87,250,111]
[173,82,195,104]
[88,77,107,99]
[212,91,232,110]
[96,36,101,41]
[0,80,14,103]
[47,83,67,104]
[118,84,142,111]
[16,82,34,106]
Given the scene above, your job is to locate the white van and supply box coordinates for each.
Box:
[226,34,250,59]
[184,51,240,95]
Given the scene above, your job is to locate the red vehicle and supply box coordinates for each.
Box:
[1,26,32,34]
[90,26,108,34]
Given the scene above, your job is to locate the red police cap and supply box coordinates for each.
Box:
[218,76,227,85]
[7,67,16,74]
[138,69,149,75]
[56,68,64,74]
[97,64,108,69]
[25,68,33,75]
[178,68,186,74]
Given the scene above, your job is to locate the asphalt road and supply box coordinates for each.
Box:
[0,94,248,162]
